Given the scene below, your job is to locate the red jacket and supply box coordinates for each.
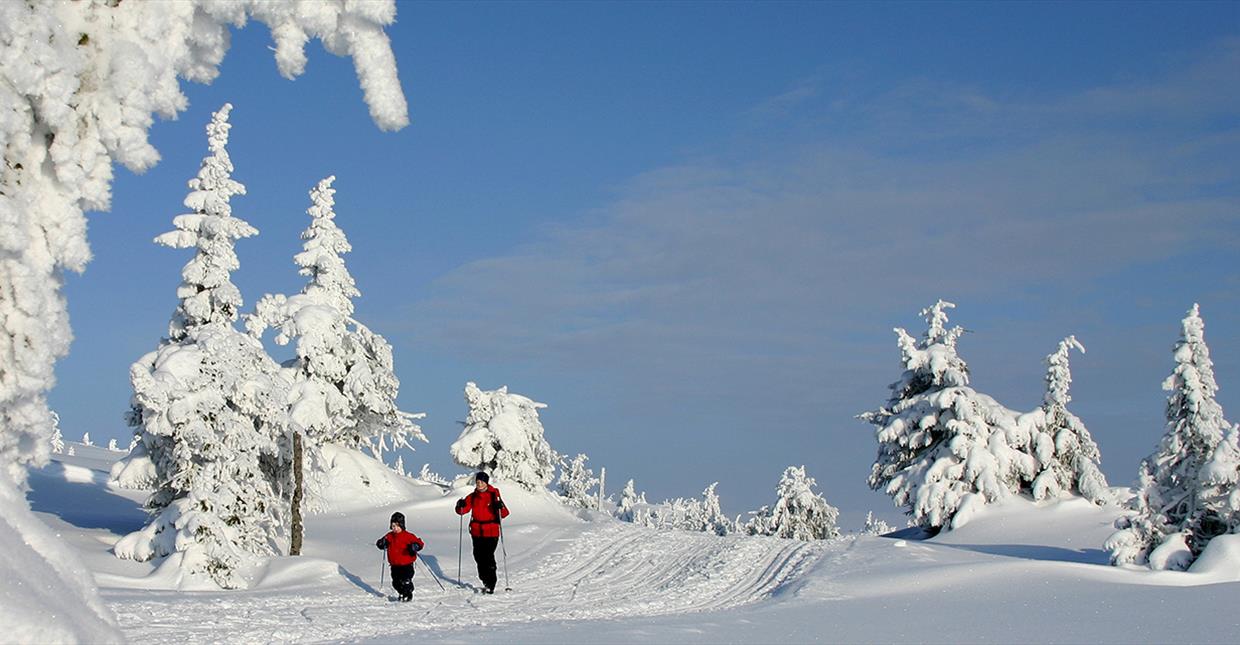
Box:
[379,529,425,566]
[455,486,510,538]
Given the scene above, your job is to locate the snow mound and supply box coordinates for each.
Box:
[0,480,123,643]
[1188,534,1240,581]
[311,443,444,513]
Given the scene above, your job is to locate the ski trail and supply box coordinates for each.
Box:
[105,522,838,643]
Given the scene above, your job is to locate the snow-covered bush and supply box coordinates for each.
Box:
[557,453,600,509]
[110,106,290,589]
[418,463,451,488]
[246,176,425,516]
[861,511,895,536]
[450,382,558,490]
[1024,337,1111,503]
[860,301,1039,530]
[616,479,648,522]
[640,484,735,535]
[1107,305,1235,569]
[745,466,840,540]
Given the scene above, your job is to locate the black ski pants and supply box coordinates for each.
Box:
[471,536,499,590]
[390,563,415,599]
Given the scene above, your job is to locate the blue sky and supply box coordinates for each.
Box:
[53,2,1240,523]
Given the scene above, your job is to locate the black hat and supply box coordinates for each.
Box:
[389,512,406,528]
[475,471,490,483]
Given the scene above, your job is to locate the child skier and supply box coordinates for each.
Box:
[454,471,510,593]
[375,511,425,602]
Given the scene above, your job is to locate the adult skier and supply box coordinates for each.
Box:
[455,472,510,593]
[376,512,425,602]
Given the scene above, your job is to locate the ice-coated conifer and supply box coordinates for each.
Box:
[1026,337,1110,503]
[1108,305,1234,569]
[862,511,895,536]
[557,454,599,509]
[746,466,840,540]
[451,382,558,490]
[616,479,647,522]
[110,106,289,588]
[81,432,92,447]
[860,301,1037,530]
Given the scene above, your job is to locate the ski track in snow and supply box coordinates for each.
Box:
[105,522,830,643]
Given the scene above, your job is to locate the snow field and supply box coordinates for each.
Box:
[25,446,1240,644]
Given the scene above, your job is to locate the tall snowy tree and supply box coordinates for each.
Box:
[860,301,1037,530]
[450,382,558,490]
[1107,304,1234,569]
[109,106,290,589]
[745,466,840,540]
[557,453,599,509]
[0,1,406,629]
[246,176,425,553]
[1025,337,1111,503]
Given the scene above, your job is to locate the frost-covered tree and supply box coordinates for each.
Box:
[643,484,735,535]
[861,511,895,536]
[418,463,450,488]
[1107,305,1234,569]
[450,382,558,490]
[860,301,1037,530]
[107,439,119,452]
[696,482,735,536]
[109,106,290,589]
[1025,337,1110,503]
[557,454,599,509]
[0,2,405,629]
[245,176,425,551]
[616,479,647,522]
[50,416,65,455]
[746,466,840,540]
[81,432,93,447]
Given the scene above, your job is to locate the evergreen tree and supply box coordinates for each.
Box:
[1107,304,1234,569]
[696,482,735,536]
[109,106,290,588]
[860,301,1037,530]
[450,382,558,490]
[616,479,647,522]
[862,511,895,536]
[1026,336,1110,503]
[557,453,599,509]
[246,176,425,551]
[746,466,840,540]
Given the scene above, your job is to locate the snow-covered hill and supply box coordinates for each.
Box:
[23,445,1240,643]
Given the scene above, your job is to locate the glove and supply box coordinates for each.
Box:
[455,498,467,512]
[491,499,505,514]
[376,537,389,550]
[406,542,422,556]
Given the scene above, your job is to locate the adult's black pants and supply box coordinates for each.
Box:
[471,535,499,590]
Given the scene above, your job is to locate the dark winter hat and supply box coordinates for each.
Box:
[475,471,490,483]
[389,512,406,529]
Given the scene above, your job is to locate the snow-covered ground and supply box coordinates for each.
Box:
[25,444,1240,643]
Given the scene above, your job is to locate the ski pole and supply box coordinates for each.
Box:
[379,547,386,592]
[498,522,511,592]
[457,513,463,583]
[418,556,447,592]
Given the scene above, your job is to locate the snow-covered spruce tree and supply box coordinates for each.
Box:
[861,511,895,536]
[746,466,840,540]
[860,301,1036,530]
[1107,305,1234,569]
[1025,337,1110,504]
[557,453,599,509]
[109,105,290,589]
[450,382,558,490]
[246,176,425,552]
[0,3,404,632]
[616,479,647,522]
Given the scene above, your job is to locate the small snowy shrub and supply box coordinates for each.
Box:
[745,466,840,540]
[450,382,558,490]
[557,453,599,509]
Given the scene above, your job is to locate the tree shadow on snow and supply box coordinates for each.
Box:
[937,542,1110,565]
[25,462,146,534]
